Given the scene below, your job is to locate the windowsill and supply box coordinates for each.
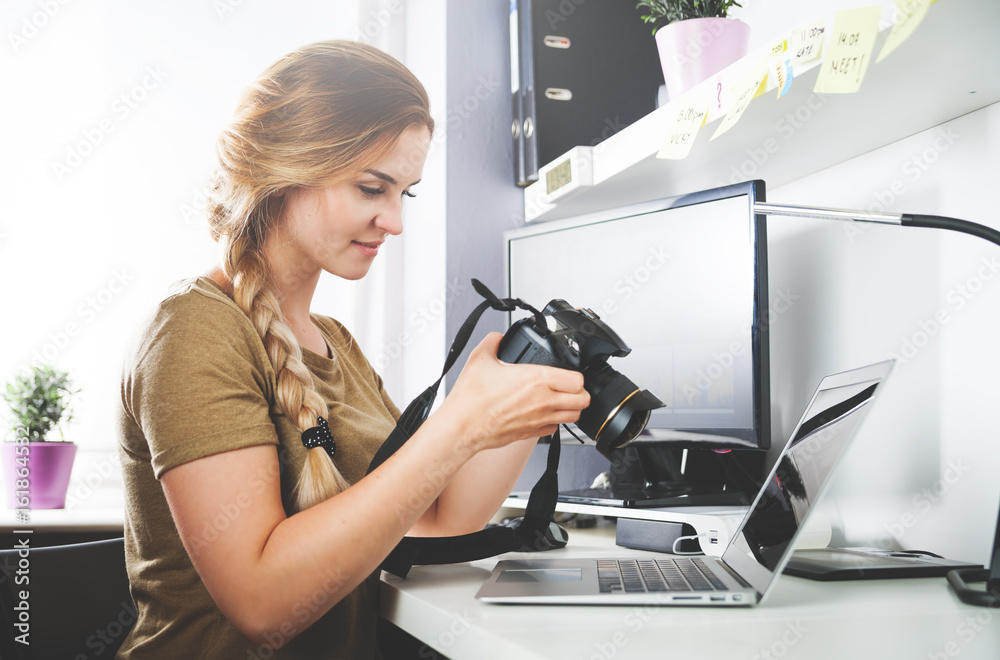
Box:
[0,447,125,533]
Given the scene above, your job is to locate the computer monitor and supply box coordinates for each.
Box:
[504,181,769,507]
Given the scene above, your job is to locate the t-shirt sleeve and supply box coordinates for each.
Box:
[376,372,401,422]
[122,290,280,479]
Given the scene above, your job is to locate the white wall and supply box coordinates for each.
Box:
[728,0,1000,564]
[765,103,1000,564]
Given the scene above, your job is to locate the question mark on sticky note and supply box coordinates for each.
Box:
[717,81,723,110]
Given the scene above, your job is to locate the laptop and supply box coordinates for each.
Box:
[476,360,894,606]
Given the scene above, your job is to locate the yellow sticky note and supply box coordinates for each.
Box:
[791,19,826,66]
[711,60,768,141]
[877,0,931,62]
[813,6,882,94]
[657,95,709,160]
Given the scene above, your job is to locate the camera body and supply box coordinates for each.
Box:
[497,299,664,459]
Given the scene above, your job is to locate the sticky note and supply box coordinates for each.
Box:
[767,37,793,99]
[877,0,931,62]
[791,19,826,66]
[657,95,709,160]
[769,39,788,59]
[776,59,794,98]
[813,7,882,94]
[711,59,769,141]
[710,67,743,117]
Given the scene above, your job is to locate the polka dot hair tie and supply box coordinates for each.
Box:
[301,416,336,459]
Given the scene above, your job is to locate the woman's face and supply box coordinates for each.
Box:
[269,125,431,285]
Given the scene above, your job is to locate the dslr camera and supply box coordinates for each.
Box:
[497,299,664,459]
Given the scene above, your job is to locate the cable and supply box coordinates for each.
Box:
[671,531,717,555]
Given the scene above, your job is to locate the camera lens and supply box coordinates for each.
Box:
[576,364,664,459]
[617,406,652,448]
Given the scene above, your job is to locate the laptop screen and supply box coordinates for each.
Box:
[721,361,894,598]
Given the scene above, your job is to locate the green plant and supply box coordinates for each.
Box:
[2,365,78,442]
[635,0,743,34]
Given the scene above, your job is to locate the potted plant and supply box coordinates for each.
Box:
[636,0,750,101]
[1,365,80,509]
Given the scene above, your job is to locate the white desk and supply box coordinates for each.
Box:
[380,522,1000,660]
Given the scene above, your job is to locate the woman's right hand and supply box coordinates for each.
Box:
[436,332,591,453]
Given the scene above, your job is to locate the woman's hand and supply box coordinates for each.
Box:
[436,332,590,453]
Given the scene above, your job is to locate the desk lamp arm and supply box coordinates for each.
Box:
[754,202,1000,249]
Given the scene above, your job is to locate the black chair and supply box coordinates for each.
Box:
[0,537,133,660]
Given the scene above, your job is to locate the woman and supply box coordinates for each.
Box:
[116,40,588,659]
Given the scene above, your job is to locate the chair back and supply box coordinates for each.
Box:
[0,537,133,660]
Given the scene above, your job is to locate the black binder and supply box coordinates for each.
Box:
[511,0,664,187]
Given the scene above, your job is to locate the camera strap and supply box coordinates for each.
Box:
[367,279,564,578]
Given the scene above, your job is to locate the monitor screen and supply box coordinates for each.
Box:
[504,181,769,451]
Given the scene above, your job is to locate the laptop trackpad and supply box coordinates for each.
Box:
[497,568,583,583]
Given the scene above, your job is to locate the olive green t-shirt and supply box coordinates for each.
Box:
[116,277,400,659]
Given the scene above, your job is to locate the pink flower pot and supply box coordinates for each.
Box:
[2,441,78,509]
[655,18,751,101]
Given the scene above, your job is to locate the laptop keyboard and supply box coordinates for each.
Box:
[597,558,729,593]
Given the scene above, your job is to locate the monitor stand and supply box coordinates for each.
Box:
[557,445,765,509]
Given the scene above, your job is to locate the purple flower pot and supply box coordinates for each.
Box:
[655,18,751,101]
[1,441,78,509]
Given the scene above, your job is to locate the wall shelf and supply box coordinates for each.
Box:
[523,0,1000,223]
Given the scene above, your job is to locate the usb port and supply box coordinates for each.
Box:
[710,595,725,602]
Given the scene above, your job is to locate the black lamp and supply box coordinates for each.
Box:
[754,201,1000,607]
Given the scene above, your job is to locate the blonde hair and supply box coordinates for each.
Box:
[207,40,433,511]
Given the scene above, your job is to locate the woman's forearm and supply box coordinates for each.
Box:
[416,436,539,536]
